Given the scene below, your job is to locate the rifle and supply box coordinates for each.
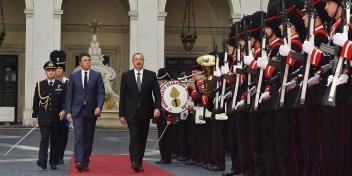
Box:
[254,11,266,111]
[323,0,350,106]
[299,0,315,104]
[244,17,253,106]
[278,0,291,107]
[231,43,243,111]
[220,40,229,110]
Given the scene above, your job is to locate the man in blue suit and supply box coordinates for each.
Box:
[65,53,105,172]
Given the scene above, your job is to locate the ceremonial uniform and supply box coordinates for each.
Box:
[32,61,66,169]
[320,1,352,175]
[298,1,330,175]
[50,50,70,165]
[154,68,173,164]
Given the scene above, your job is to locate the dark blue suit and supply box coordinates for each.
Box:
[65,69,105,168]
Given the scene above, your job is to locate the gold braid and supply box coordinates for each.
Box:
[37,81,49,111]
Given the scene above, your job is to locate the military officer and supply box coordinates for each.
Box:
[32,61,66,170]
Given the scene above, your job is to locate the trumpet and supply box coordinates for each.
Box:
[177,71,204,82]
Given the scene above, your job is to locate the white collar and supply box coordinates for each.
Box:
[81,69,90,74]
[134,68,144,75]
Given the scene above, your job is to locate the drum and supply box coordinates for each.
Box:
[160,80,188,114]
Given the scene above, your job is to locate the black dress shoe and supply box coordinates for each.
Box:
[185,159,197,165]
[156,159,171,164]
[81,167,90,172]
[75,161,83,172]
[131,162,140,173]
[36,160,47,169]
[222,171,236,176]
[176,157,188,162]
[50,164,58,170]
[139,166,144,172]
[58,159,64,165]
[207,165,225,171]
[202,163,212,169]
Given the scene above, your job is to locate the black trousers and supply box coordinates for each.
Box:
[38,125,60,165]
[236,111,255,175]
[228,114,241,174]
[127,110,150,166]
[57,123,69,161]
[210,120,225,168]
[261,111,279,176]
[320,104,351,176]
[186,118,197,161]
[249,111,265,176]
[196,124,207,164]
[275,109,301,176]
[177,120,189,159]
[157,122,172,162]
[298,106,323,176]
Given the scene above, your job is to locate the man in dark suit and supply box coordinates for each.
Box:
[65,53,105,172]
[119,52,161,172]
[32,61,66,170]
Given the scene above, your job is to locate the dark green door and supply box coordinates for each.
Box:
[0,55,18,122]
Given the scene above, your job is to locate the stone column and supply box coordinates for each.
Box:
[129,11,138,69]
[157,12,167,70]
[136,0,158,72]
[23,0,55,126]
[53,0,63,50]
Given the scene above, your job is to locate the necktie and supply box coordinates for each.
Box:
[49,81,53,87]
[137,72,142,91]
[84,71,88,91]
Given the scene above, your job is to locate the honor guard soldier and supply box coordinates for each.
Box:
[299,1,330,175]
[223,21,242,176]
[32,61,66,170]
[322,0,352,175]
[276,1,305,175]
[154,68,173,164]
[257,5,284,175]
[50,50,70,165]
[242,10,268,176]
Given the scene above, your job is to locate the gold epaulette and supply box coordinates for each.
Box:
[37,81,49,110]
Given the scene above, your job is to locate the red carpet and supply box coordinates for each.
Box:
[69,154,174,176]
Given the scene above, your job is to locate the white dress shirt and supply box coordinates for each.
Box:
[81,69,90,88]
[134,68,144,83]
[47,79,55,86]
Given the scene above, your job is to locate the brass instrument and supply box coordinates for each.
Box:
[196,55,216,95]
[177,71,203,83]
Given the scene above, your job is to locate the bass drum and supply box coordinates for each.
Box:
[160,80,188,114]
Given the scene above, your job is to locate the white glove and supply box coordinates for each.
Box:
[259,91,271,103]
[250,86,256,96]
[302,39,315,54]
[235,100,245,110]
[326,75,333,87]
[337,73,349,85]
[307,74,320,87]
[283,79,297,91]
[257,56,268,69]
[243,55,254,66]
[213,69,221,77]
[224,91,233,99]
[333,33,348,47]
[279,44,291,56]
[221,65,230,75]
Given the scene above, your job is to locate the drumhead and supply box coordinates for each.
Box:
[160,80,188,113]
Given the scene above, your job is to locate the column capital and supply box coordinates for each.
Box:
[128,11,138,20]
[230,13,241,23]
[158,12,168,21]
[23,9,34,18]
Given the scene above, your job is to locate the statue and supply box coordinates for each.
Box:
[74,19,119,112]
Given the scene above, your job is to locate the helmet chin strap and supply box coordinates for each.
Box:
[333,4,339,20]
